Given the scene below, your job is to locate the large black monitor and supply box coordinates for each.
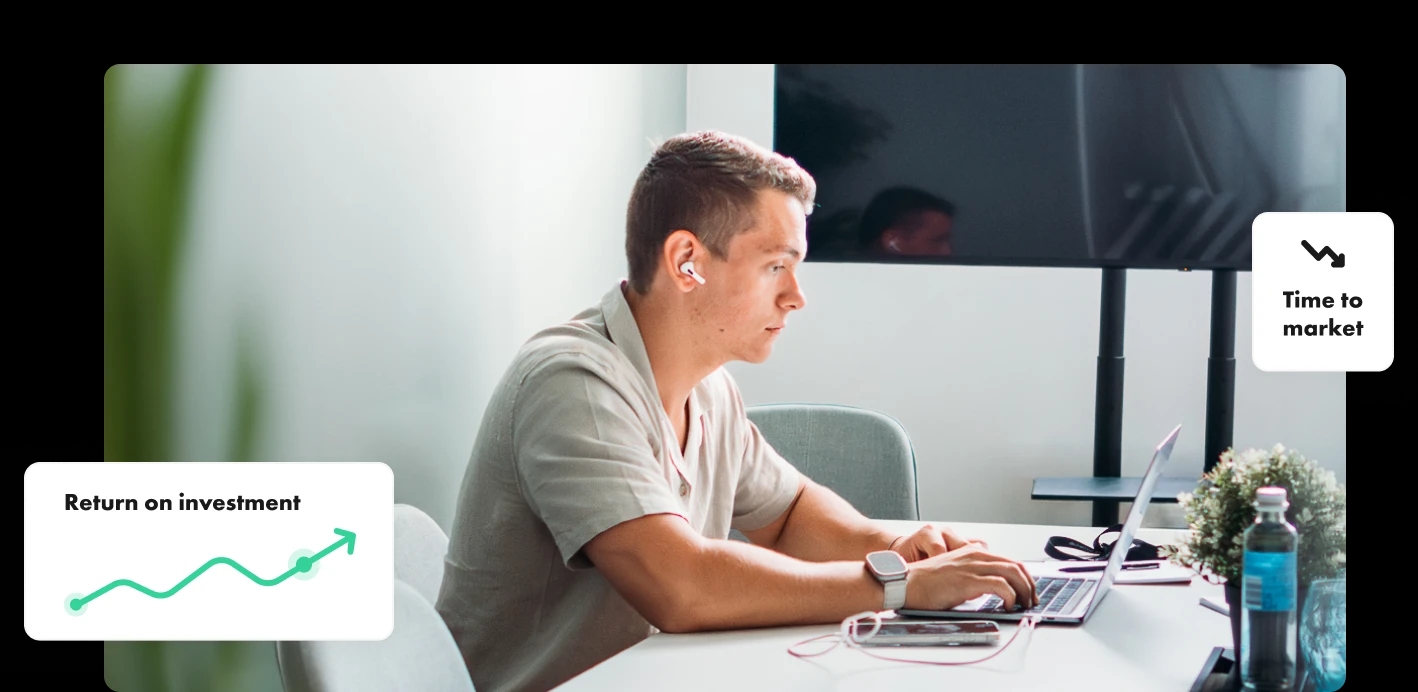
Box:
[773,64,1346,271]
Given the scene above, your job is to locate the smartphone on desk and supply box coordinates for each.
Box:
[858,620,1000,647]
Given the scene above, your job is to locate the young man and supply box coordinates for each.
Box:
[436,131,1036,692]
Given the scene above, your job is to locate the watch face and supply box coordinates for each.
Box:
[867,550,908,577]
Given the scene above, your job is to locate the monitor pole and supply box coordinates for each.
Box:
[1087,267,1237,525]
[1091,268,1126,527]
[1204,269,1237,474]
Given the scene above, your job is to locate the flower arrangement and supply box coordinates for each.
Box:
[1165,444,1346,587]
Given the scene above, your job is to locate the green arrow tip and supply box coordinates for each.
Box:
[334,528,356,555]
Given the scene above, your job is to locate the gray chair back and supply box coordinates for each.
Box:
[276,579,475,692]
[746,403,919,520]
[394,503,449,605]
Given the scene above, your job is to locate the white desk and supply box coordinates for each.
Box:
[556,520,1231,691]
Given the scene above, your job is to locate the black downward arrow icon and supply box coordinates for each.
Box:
[1301,240,1345,268]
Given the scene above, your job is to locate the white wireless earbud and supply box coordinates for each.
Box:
[887,238,902,252]
[680,261,706,285]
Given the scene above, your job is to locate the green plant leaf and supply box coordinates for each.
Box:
[103,63,211,464]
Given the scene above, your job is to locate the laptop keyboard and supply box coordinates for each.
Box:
[977,576,1090,614]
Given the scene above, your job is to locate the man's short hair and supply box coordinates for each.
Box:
[858,186,956,251]
[625,131,816,294]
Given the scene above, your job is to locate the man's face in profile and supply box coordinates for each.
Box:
[693,189,808,365]
[883,210,953,256]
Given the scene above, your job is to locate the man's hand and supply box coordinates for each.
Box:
[890,524,989,562]
[900,542,1039,612]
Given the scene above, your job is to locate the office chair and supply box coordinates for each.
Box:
[746,403,920,521]
[393,503,449,606]
[276,578,475,692]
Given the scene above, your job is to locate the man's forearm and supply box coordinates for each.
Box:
[665,538,886,633]
[770,480,899,562]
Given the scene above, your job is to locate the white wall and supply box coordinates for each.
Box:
[172,62,1345,535]
[174,65,688,531]
[690,64,1346,528]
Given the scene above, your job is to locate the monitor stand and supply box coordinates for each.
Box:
[1031,267,1236,526]
[1204,269,1237,477]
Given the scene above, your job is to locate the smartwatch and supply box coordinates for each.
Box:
[865,550,909,611]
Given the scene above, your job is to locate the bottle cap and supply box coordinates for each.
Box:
[1255,486,1288,509]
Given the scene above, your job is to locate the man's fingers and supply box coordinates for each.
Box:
[945,544,1021,566]
[944,545,1035,605]
[999,560,1036,607]
[937,526,971,551]
[976,575,1017,612]
[937,526,989,551]
[987,561,1037,608]
[1018,560,1039,606]
[917,527,950,558]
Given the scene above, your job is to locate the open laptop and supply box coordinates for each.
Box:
[898,424,1181,625]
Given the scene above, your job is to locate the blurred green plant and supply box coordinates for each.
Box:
[105,63,207,465]
[103,64,279,692]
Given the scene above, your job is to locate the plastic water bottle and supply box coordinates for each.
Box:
[1240,486,1299,691]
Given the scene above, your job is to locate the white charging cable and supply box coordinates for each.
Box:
[788,610,1040,666]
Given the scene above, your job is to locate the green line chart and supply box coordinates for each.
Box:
[67,528,355,614]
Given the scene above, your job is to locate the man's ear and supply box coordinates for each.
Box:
[662,229,703,292]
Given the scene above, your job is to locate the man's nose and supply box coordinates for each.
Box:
[783,273,806,311]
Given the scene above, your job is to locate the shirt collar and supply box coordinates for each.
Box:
[601,280,713,418]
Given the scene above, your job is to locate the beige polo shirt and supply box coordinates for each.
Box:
[436,280,803,692]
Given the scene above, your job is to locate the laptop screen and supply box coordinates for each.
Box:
[1089,425,1182,611]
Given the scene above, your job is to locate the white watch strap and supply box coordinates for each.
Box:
[883,578,907,610]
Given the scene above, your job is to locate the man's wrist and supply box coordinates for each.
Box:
[865,549,910,611]
[902,566,921,610]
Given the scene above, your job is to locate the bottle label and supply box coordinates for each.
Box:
[1243,551,1296,611]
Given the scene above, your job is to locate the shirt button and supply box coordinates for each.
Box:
[679,482,689,497]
